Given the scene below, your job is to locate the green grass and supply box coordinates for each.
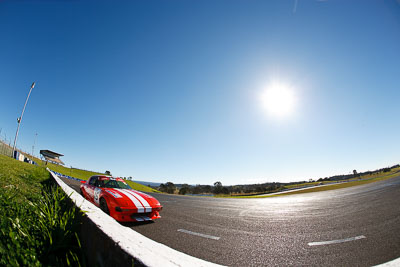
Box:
[46,162,104,180]
[0,154,50,198]
[23,155,160,193]
[41,159,160,193]
[0,154,84,266]
[1,142,160,194]
[125,180,160,193]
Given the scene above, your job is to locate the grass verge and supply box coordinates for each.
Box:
[125,180,160,193]
[26,156,160,193]
[0,154,85,266]
[41,161,104,181]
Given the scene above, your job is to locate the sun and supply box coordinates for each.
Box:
[260,81,297,119]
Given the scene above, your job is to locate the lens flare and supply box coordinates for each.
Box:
[260,81,297,119]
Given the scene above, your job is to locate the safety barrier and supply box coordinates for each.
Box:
[50,170,84,182]
[48,169,223,267]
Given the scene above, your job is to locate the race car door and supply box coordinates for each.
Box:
[86,176,98,202]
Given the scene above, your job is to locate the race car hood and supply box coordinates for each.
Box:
[105,188,162,212]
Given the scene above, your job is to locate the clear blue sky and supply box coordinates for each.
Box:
[1,0,400,185]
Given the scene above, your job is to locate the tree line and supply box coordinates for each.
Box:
[157,181,285,196]
[156,164,400,195]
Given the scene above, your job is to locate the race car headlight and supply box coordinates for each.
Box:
[115,206,122,212]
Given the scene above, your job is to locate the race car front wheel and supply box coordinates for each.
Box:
[100,198,110,215]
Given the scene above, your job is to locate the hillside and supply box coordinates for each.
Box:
[7,151,160,193]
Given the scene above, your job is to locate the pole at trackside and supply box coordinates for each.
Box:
[12,82,36,158]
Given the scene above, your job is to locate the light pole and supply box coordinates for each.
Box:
[12,82,35,158]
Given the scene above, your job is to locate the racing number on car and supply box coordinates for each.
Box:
[94,188,101,204]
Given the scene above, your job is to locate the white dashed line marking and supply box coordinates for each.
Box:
[177,229,220,240]
[308,235,366,246]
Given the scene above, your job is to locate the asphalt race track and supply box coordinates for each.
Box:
[62,176,400,266]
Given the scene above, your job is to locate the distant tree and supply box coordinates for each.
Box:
[164,182,176,194]
[204,185,212,193]
[222,187,230,195]
[267,184,277,192]
[353,169,362,178]
[159,183,167,193]
[233,186,241,194]
[179,184,190,195]
[255,186,265,193]
[192,184,201,194]
[213,181,224,194]
[105,170,112,175]
[244,188,252,194]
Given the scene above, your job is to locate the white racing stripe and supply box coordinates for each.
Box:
[122,189,152,213]
[115,189,145,213]
[177,229,220,240]
[308,235,366,246]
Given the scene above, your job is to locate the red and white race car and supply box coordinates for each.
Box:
[80,175,162,222]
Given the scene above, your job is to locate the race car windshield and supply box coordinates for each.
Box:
[97,180,132,189]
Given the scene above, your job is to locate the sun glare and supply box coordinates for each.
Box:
[260,81,297,119]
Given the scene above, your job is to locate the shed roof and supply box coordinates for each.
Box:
[40,150,64,158]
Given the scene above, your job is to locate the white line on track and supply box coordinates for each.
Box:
[308,235,366,246]
[177,229,220,240]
